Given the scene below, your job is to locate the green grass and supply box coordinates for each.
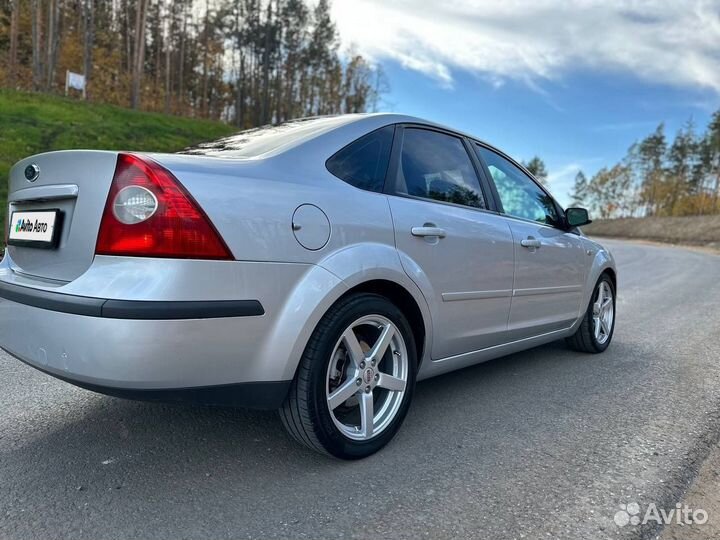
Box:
[0,90,235,231]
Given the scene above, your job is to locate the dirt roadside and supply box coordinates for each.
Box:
[587,236,720,256]
[662,445,720,539]
[582,215,720,249]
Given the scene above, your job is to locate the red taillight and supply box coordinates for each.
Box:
[95,153,233,260]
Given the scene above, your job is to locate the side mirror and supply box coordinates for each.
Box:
[565,207,591,228]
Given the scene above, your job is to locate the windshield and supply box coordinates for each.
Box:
[180,116,355,158]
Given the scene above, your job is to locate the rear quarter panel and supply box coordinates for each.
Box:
[150,116,437,380]
[150,116,402,266]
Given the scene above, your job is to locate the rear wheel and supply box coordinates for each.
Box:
[280,293,417,459]
[566,274,616,353]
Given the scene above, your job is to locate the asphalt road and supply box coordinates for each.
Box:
[1,239,719,540]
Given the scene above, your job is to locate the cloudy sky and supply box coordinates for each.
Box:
[331,0,720,206]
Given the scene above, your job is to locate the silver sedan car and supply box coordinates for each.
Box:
[0,114,616,458]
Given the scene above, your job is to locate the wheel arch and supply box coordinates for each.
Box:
[601,267,617,291]
[261,241,434,392]
[581,244,617,306]
[336,279,427,368]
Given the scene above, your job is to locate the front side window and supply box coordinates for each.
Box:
[398,128,486,209]
[475,145,560,226]
[326,126,394,192]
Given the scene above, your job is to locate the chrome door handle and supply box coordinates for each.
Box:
[520,237,541,248]
[411,226,447,238]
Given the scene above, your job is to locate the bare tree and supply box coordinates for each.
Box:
[30,0,44,90]
[260,0,274,124]
[82,0,95,95]
[164,0,174,113]
[176,1,188,111]
[8,0,20,86]
[238,3,245,128]
[152,0,162,89]
[45,0,60,91]
[130,0,149,109]
[200,0,210,117]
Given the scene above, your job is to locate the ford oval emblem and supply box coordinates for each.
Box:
[24,163,40,182]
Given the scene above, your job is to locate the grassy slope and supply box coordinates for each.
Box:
[0,90,235,228]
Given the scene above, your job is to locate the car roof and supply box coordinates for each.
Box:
[179,112,494,160]
[356,113,493,145]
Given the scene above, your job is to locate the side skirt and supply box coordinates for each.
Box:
[416,326,575,381]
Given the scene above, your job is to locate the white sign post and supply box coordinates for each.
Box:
[65,70,87,99]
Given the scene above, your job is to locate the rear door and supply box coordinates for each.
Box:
[387,127,515,360]
[474,144,586,340]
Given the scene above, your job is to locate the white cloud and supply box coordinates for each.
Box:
[331,0,720,93]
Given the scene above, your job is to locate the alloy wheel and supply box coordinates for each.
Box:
[325,315,408,441]
[592,281,614,345]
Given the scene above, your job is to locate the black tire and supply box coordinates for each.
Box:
[566,273,616,353]
[279,292,417,459]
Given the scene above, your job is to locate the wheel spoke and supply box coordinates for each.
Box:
[600,284,609,307]
[342,328,366,368]
[359,392,374,438]
[327,378,359,410]
[369,323,395,363]
[593,293,602,314]
[593,316,601,339]
[377,372,406,392]
[600,319,610,337]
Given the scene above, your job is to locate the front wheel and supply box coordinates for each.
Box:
[566,274,616,353]
[280,293,417,459]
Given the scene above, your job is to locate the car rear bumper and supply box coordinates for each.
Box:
[3,346,291,409]
[0,255,347,408]
[0,280,289,408]
[0,289,289,409]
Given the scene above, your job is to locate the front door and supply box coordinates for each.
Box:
[474,144,586,340]
[505,220,586,338]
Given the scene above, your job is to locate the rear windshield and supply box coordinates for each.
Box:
[180,116,354,159]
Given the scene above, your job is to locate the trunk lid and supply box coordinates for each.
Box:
[6,150,118,282]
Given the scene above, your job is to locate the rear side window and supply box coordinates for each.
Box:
[398,128,486,209]
[326,126,394,192]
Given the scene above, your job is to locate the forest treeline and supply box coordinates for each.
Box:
[572,113,720,218]
[2,1,720,219]
[0,0,386,126]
